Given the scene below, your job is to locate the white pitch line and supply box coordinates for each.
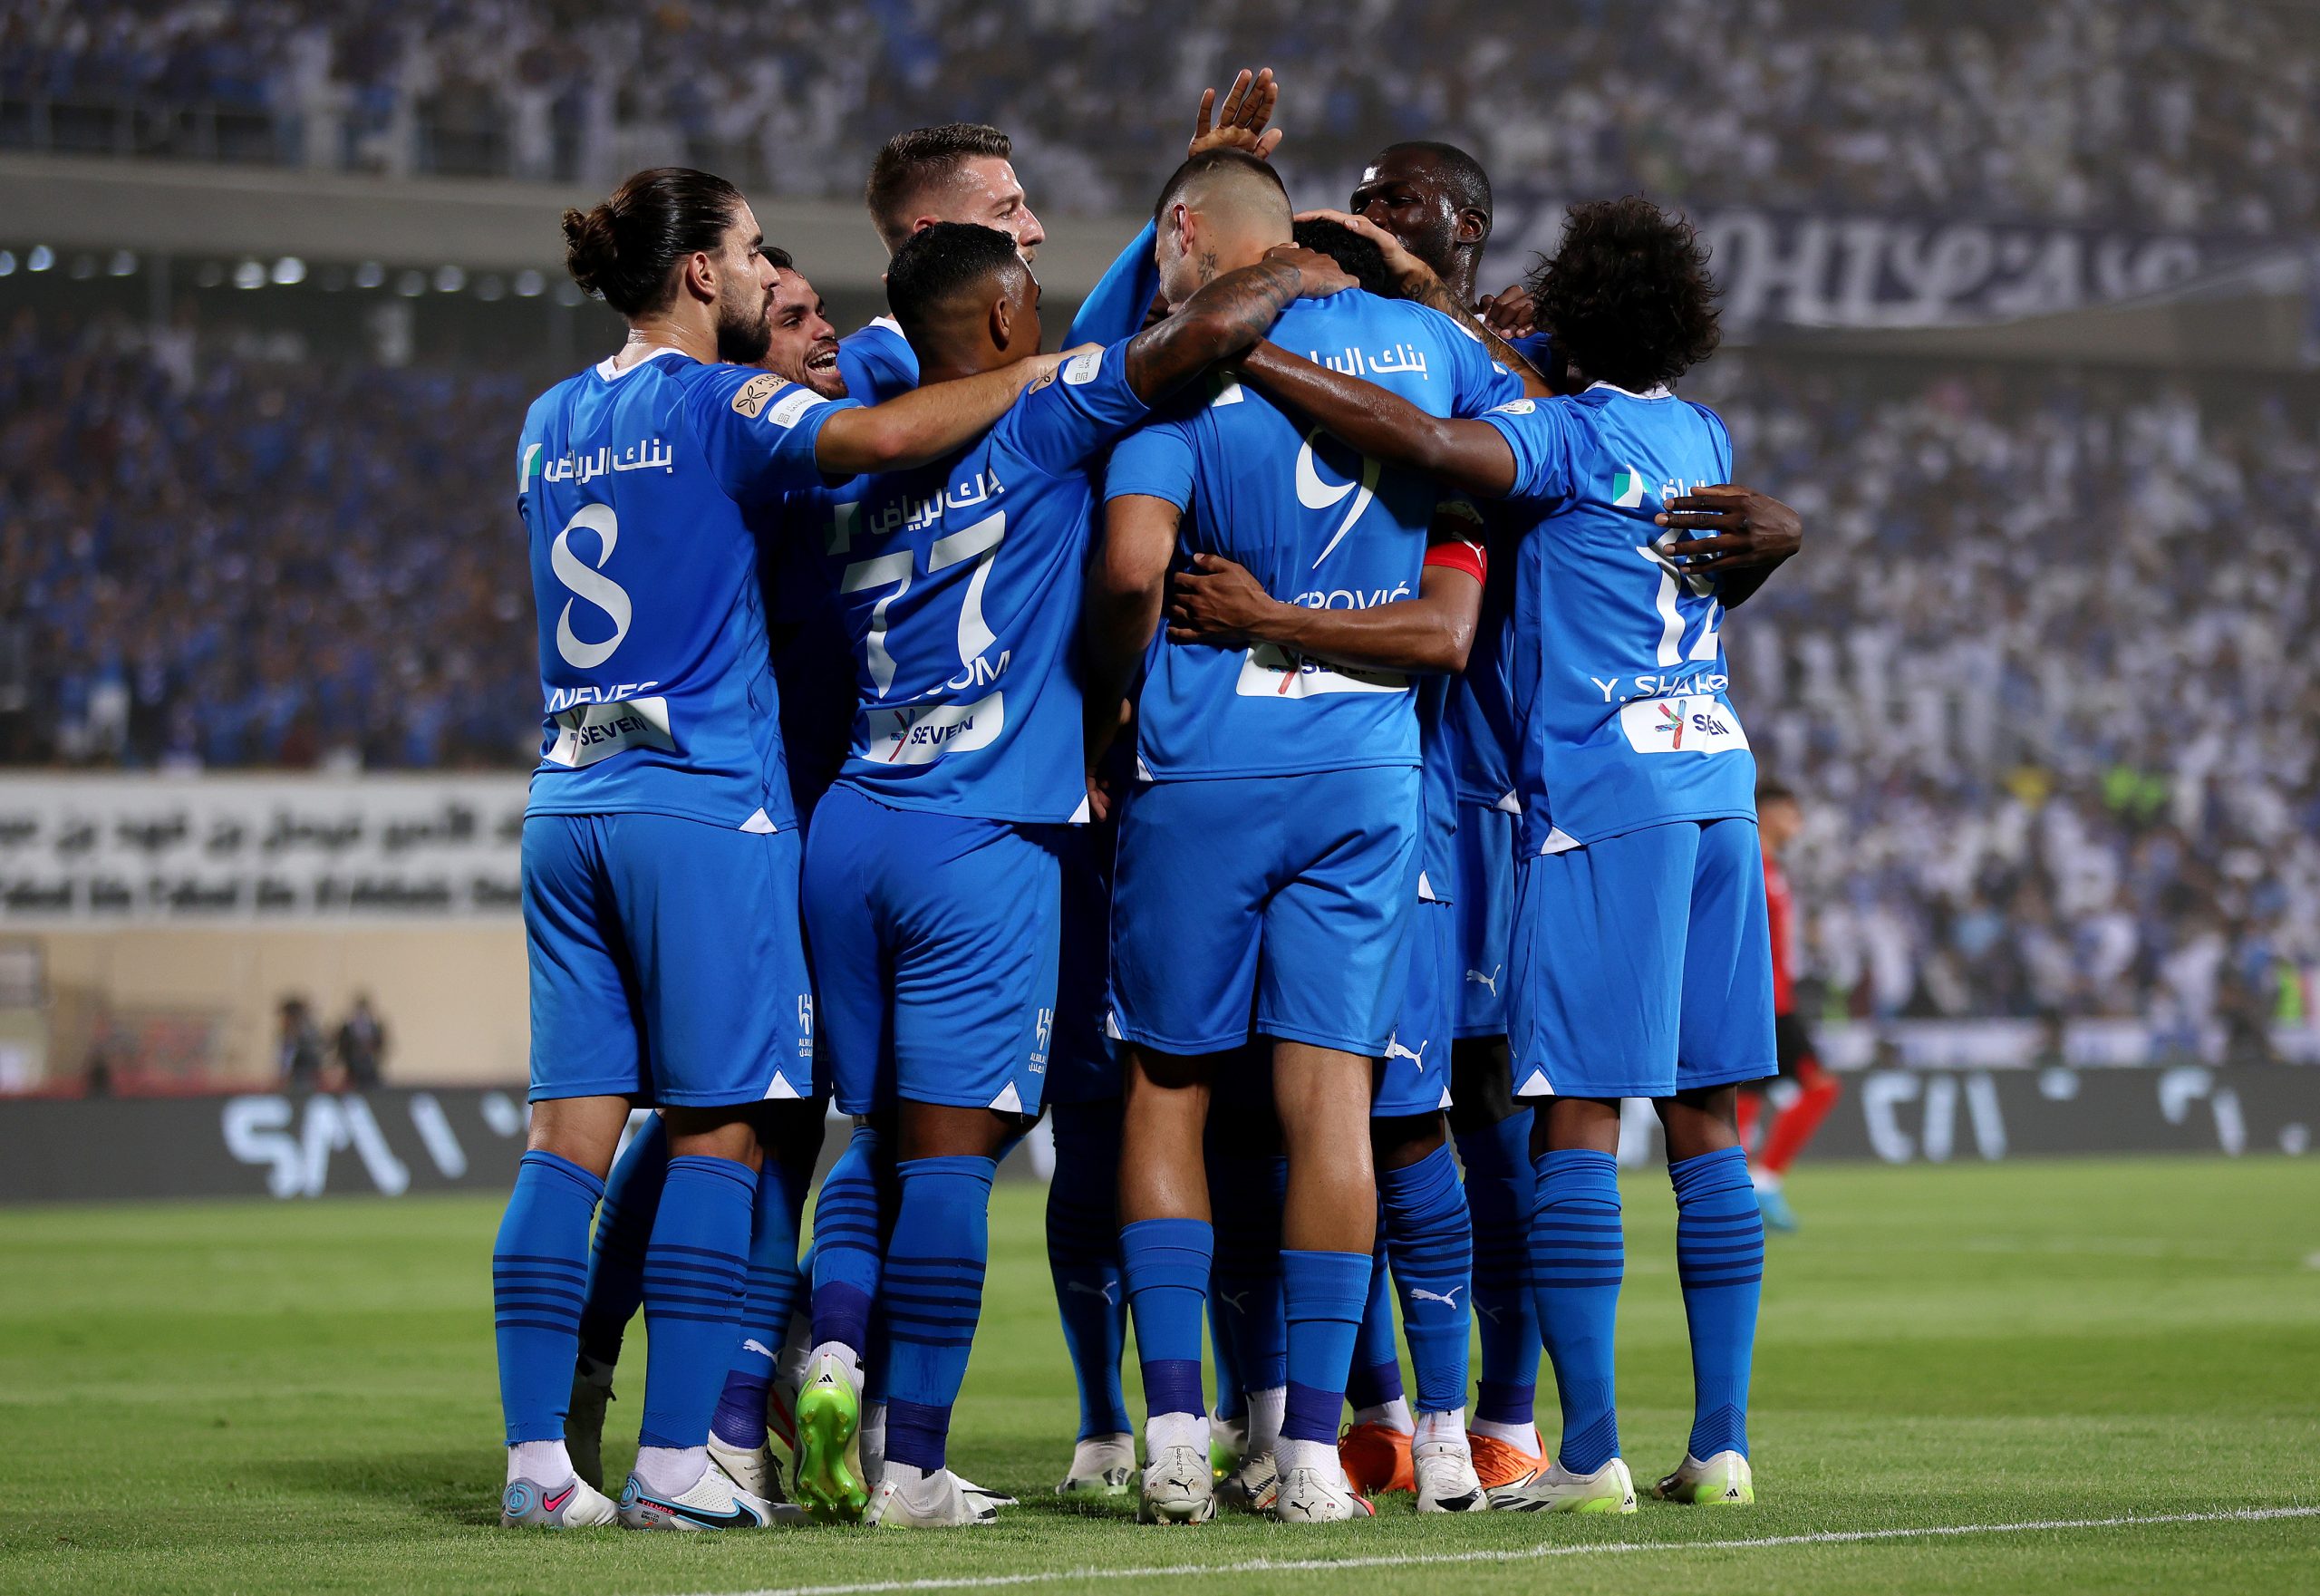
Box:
[670,1504,2320,1596]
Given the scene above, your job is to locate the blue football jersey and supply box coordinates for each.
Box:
[836,317,918,406]
[1481,382,1755,851]
[1447,514,1522,808]
[795,341,1149,822]
[516,348,849,829]
[1104,292,1522,780]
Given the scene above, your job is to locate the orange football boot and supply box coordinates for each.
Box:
[1467,1427,1547,1490]
[1339,1421,1416,1494]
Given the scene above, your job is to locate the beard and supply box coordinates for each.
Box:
[714,286,773,364]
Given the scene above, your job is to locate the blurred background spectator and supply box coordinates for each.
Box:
[4,0,2318,233]
[334,994,387,1088]
[275,995,324,1086]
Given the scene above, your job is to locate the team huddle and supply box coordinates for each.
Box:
[490,69,1804,1533]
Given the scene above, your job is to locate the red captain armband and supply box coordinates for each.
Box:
[1424,534,1487,585]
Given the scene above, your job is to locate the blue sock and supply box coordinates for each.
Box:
[493,1149,603,1445]
[883,1156,996,1473]
[710,1147,812,1449]
[1279,1249,1372,1444]
[1210,1152,1287,1393]
[1121,1217,1213,1419]
[1669,1146,1764,1461]
[1382,1144,1474,1417]
[1531,1148,1622,1475]
[1207,1282,1245,1421]
[1047,1099,1131,1439]
[1455,1110,1539,1428]
[810,1123,884,1354]
[1344,1229,1403,1411]
[637,1154,754,1450]
[575,1118,664,1369]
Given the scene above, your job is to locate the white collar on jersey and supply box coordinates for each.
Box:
[1584,379,1674,401]
[594,344,690,382]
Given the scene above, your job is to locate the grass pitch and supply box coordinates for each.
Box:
[2,1156,2315,1594]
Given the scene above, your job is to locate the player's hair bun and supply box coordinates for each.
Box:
[561,203,619,302]
[557,168,749,319]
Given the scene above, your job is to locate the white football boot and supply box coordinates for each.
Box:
[1272,1465,1376,1523]
[1057,1432,1138,1497]
[1486,1456,1638,1514]
[499,1474,617,1528]
[864,1465,999,1529]
[616,1465,779,1531]
[1217,1449,1280,1514]
[1137,1444,1217,1524]
[704,1435,808,1523]
[1413,1435,1486,1513]
[1653,1450,1755,1505]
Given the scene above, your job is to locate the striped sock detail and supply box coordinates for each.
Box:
[493,1149,603,1444]
[809,1124,887,1352]
[637,1155,754,1450]
[1670,1146,1763,1463]
[1531,1148,1622,1475]
[881,1156,997,1472]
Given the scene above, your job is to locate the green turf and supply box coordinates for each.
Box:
[2,1157,2316,1594]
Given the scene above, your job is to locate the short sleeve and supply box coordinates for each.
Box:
[1477,398,1578,503]
[688,368,856,507]
[836,321,917,405]
[993,340,1150,479]
[1432,313,1527,417]
[1103,413,1197,512]
[1696,402,1735,481]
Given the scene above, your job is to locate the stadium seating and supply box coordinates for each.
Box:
[3,0,2315,231]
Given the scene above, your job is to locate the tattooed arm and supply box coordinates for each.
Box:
[1121,245,1354,403]
[1235,341,1520,497]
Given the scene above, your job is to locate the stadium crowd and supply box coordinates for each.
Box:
[0,305,536,771]
[4,0,2315,234]
[2,303,2311,1035]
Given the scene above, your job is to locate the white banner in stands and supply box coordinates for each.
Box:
[0,774,530,922]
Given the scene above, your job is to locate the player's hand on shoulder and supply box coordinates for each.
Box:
[1262,243,1357,299]
[1653,484,1803,576]
[1166,552,1276,646]
[1478,284,1537,338]
[1189,67,1282,161]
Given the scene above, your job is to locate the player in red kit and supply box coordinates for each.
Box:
[1740,780,1842,1232]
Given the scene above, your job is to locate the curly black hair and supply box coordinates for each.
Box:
[1528,196,1721,392]
[1291,218,1396,297]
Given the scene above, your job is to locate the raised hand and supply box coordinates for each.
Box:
[1190,67,1283,160]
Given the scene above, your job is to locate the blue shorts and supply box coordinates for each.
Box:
[524,812,814,1108]
[803,784,1061,1118]
[1111,767,1420,1058]
[1507,817,1777,1101]
[1045,820,1124,1106]
[1376,898,1455,1118]
[1452,802,1516,1039]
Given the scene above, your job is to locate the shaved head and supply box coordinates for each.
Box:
[1153,148,1291,232]
[1151,149,1292,305]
